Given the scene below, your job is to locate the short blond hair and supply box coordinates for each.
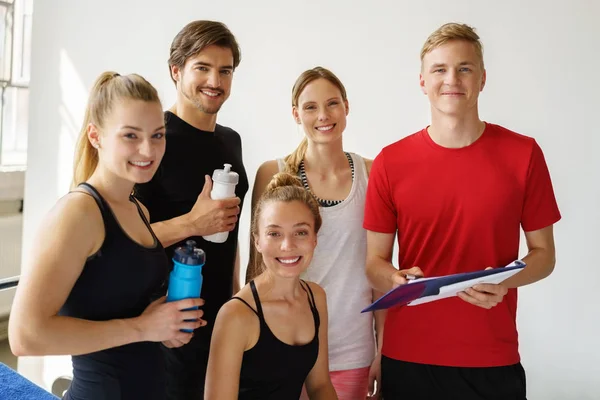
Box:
[420,23,484,68]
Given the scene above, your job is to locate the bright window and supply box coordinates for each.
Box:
[0,0,33,168]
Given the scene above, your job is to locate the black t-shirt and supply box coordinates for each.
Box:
[135,111,249,350]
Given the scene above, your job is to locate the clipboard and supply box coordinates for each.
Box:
[361,260,526,313]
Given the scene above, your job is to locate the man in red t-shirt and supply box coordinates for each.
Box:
[364,23,561,400]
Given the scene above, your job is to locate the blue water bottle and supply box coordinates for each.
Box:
[167,240,206,332]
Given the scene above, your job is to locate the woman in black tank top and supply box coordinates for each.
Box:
[205,173,338,399]
[9,72,204,400]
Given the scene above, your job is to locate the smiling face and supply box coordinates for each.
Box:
[254,200,318,279]
[89,99,166,184]
[420,40,486,118]
[293,78,349,146]
[171,45,234,115]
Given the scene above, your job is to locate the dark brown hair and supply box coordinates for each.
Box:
[168,20,241,84]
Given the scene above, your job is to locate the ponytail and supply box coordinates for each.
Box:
[283,137,308,175]
[71,71,161,188]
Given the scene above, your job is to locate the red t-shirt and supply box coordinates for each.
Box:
[364,123,561,367]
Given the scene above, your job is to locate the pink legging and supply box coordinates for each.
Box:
[300,366,370,399]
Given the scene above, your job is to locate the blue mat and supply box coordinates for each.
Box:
[0,362,58,399]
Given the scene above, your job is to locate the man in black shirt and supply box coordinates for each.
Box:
[135,20,249,399]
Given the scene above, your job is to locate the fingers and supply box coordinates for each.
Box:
[221,211,239,224]
[457,288,503,309]
[180,320,204,331]
[472,283,508,296]
[368,392,381,400]
[392,266,425,288]
[404,266,424,277]
[198,175,213,198]
[458,291,491,308]
[391,271,409,288]
[173,300,207,327]
[174,297,205,310]
[146,296,167,309]
[179,308,206,326]
[220,196,241,208]
[215,205,240,223]
[367,373,375,396]
[214,210,239,233]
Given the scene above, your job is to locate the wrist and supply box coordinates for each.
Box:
[387,269,398,290]
[126,317,145,343]
[181,213,197,238]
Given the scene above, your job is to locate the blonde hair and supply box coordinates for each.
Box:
[71,72,162,188]
[284,67,348,174]
[251,172,322,274]
[420,23,484,69]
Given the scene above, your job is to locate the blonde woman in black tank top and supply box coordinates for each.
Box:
[9,72,205,400]
[205,173,337,399]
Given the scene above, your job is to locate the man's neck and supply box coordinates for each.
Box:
[169,101,217,132]
[428,109,486,149]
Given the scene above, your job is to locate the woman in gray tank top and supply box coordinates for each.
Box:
[247,67,383,400]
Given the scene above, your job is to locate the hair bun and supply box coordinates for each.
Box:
[265,172,303,192]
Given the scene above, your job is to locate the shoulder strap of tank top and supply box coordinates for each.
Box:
[300,280,320,330]
[249,280,265,321]
[129,195,160,243]
[300,280,317,311]
[350,152,369,182]
[228,297,259,317]
[75,182,107,216]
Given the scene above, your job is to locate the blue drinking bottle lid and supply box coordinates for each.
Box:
[173,240,205,266]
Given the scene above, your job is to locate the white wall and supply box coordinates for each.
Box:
[0,170,24,320]
[20,0,599,398]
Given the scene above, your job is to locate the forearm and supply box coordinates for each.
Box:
[502,248,556,289]
[366,257,397,293]
[372,290,386,353]
[204,381,238,400]
[151,215,194,248]
[11,315,142,356]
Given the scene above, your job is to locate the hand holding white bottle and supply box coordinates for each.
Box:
[202,163,239,243]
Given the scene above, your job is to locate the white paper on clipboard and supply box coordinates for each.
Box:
[407,261,524,306]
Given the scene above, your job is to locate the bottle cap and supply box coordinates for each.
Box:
[172,240,205,266]
[212,163,239,185]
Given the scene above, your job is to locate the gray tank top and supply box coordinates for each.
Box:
[277,153,375,371]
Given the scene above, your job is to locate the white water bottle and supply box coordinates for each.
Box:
[203,163,239,243]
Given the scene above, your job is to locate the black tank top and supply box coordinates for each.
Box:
[59,183,169,400]
[231,280,320,399]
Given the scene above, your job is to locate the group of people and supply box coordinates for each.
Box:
[8,19,560,400]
